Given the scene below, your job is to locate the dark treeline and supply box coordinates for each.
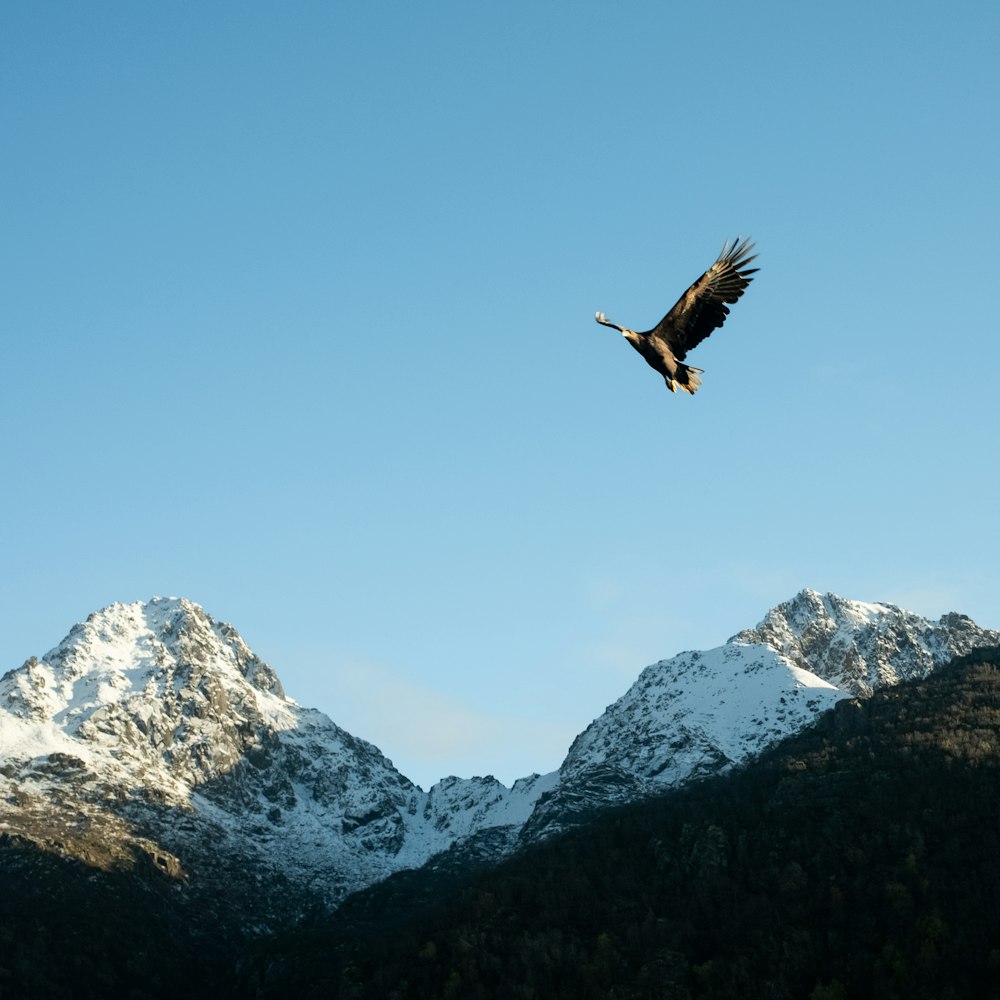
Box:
[0,838,235,1000]
[234,648,1000,1000]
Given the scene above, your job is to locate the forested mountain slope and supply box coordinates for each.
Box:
[234,647,1000,1000]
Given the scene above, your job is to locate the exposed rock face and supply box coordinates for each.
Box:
[0,598,550,928]
[833,697,869,735]
[731,589,1000,696]
[521,590,1000,842]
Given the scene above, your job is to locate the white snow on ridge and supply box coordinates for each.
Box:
[561,641,844,790]
[0,596,557,910]
[732,588,999,695]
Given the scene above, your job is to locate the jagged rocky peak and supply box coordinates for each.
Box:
[524,588,1000,844]
[731,588,1000,696]
[0,598,304,798]
[44,596,284,697]
[0,597,549,922]
[422,771,559,840]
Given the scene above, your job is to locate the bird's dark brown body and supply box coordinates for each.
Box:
[596,238,758,394]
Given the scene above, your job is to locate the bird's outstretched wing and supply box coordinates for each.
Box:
[647,238,758,360]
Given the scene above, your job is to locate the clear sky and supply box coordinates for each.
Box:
[3,2,999,790]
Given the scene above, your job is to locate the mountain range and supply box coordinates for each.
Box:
[2,587,997,936]
[242,646,1000,1000]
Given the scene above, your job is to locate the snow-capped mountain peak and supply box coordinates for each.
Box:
[731,588,999,695]
[0,598,551,923]
[521,590,999,841]
[2,597,296,792]
[562,641,841,784]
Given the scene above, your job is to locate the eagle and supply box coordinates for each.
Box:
[595,237,758,394]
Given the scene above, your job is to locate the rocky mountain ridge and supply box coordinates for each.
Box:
[1,588,997,930]
[0,598,554,924]
[731,588,987,694]
[521,588,1000,840]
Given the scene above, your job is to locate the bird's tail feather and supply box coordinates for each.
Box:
[669,364,703,395]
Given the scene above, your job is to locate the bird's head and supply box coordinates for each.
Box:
[594,311,626,335]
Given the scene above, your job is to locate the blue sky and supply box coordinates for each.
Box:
[3,2,999,789]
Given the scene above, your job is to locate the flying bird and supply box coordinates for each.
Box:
[595,237,758,394]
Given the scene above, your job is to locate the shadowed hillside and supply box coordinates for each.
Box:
[0,835,233,1000]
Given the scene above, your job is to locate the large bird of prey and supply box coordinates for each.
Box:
[595,238,758,394]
